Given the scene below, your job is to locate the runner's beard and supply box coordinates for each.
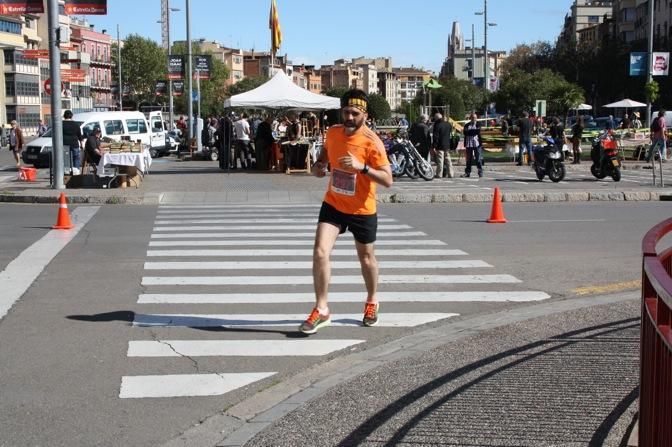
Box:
[344,120,358,134]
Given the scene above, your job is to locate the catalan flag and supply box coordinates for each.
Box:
[269,0,282,55]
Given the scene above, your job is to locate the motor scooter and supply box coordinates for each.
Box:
[532,135,566,182]
[590,130,621,182]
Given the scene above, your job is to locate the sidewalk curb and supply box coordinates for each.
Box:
[161,292,638,447]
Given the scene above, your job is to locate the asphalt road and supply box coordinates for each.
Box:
[0,201,669,446]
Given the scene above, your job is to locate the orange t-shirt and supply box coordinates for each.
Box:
[323,125,389,215]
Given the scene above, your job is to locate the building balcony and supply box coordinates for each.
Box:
[90,81,111,90]
[90,55,112,66]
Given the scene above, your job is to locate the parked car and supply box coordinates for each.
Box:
[22,111,169,168]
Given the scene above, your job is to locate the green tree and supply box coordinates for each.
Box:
[367,93,391,120]
[322,87,348,98]
[410,77,487,120]
[226,76,266,96]
[112,35,166,105]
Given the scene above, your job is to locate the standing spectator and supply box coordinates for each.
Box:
[606,115,615,130]
[620,113,631,130]
[632,112,642,129]
[299,89,392,334]
[233,113,252,169]
[62,110,83,170]
[500,115,509,136]
[516,111,533,166]
[650,110,668,162]
[409,114,431,160]
[570,116,584,164]
[217,113,233,170]
[0,123,6,149]
[37,119,48,137]
[549,116,565,154]
[84,127,104,166]
[176,116,187,133]
[8,120,24,169]
[461,113,483,178]
[255,115,275,171]
[432,113,454,178]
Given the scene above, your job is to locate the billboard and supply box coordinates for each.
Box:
[172,80,184,96]
[652,52,670,76]
[193,55,211,80]
[64,0,107,15]
[0,0,43,14]
[168,55,184,80]
[630,52,647,76]
[155,80,168,96]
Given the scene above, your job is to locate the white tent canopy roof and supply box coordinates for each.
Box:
[223,70,340,110]
[603,98,647,108]
[576,103,592,110]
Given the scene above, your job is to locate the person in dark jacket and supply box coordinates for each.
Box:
[409,115,431,160]
[549,116,565,155]
[570,116,584,164]
[432,113,453,178]
[62,110,83,169]
[217,114,233,170]
[516,111,533,165]
[461,112,483,178]
[254,115,275,170]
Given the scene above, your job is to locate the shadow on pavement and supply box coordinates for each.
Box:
[337,317,639,447]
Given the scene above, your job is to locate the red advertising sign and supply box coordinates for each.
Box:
[0,0,44,14]
[23,50,50,59]
[64,0,107,15]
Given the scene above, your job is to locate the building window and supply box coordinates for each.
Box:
[587,15,600,23]
[0,19,21,35]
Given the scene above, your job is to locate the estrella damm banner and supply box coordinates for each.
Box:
[0,0,43,14]
[64,0,107,15]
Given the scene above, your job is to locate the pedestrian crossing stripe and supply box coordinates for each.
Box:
[147,239,447,247]
[143,260,492,270]
[146,248,468,257]
[153,218,397,224]
[127,339,366,357]
[119,373,277,399]
[155,213,320,218]
[152,224,414,232]
[158,204,320,209]
[137,291,550,304]
[132,313,460,328]
[150,231,429,239]
[141,274,520,286]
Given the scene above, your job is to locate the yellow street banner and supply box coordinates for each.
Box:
[269,0,282,55]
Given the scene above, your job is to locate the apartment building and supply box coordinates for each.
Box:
[242,50,287,78]
[293,65,321,93]
[377,70,398,110]
[612,0,637,42]
[70,20,112,111]
[320,61,364,91]
[392,67,431,105]
[559,0,614,45]
[198,40,244,87]
[1,13,42,134]
[652,0,672,45]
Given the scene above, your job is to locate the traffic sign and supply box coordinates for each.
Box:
[44,78,65,95]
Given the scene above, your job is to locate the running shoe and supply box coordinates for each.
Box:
[362,302,379,327]
[299,308,331,334]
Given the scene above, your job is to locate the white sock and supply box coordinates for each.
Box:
[317,306,329,316]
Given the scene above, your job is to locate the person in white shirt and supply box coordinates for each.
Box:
[233,113,251,169]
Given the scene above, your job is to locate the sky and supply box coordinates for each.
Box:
[83,0,575,73]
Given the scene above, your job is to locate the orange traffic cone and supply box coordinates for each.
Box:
[487,187,507,224]
[52,192,75,230]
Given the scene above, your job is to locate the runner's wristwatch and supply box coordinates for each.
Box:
[361,164,369,174]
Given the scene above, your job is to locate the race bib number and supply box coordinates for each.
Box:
[331,169,356,196]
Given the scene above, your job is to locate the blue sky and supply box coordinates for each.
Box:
[84,0,574,73]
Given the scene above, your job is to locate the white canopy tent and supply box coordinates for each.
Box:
[223,70,340,110]
[603,99,647,108]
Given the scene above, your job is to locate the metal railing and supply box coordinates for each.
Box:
[640,218,672,446]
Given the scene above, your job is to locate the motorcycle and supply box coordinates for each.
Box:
[532,135,566,182]
[590,130,621,182]
[387,131,434,181]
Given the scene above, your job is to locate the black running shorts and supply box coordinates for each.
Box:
[318,202,377,244]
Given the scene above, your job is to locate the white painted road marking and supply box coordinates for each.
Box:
[133,313,459,328]
[152,224,413,232]
[140,274,520,286]
[0,206,100,321]
[147,239,446,247]
[146,248,468,257]
[119,373,277,399]
[143,260,492,270]
[138,291,551,304]
[127,339,366,357]
[150,231,428,239]
[154,218,396,225]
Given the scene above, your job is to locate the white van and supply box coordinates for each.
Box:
[652,110,672,129]
[22,111,169,168]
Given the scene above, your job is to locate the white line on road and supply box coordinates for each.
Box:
[0,206,100,321]
[146,248,468,257]
[137,291,550,304]
[140,274,520,286]
[127,339,365,357]
[147,239,446,247]
[155,213,319,219]
[132,313,459,328]
[159,204,320,209]
[152,224,413,232]
[506,219,606,223]
[119,373,276,399]
[143,260,491,270]
[154,218,397,224]
[150,231,429,239]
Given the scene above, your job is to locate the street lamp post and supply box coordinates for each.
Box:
[646,0,654,128]
[158,4,180,130]
[464,24,476,82]
[117,24,122,111]
[476,0,496,116]
[186,0,193,147]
